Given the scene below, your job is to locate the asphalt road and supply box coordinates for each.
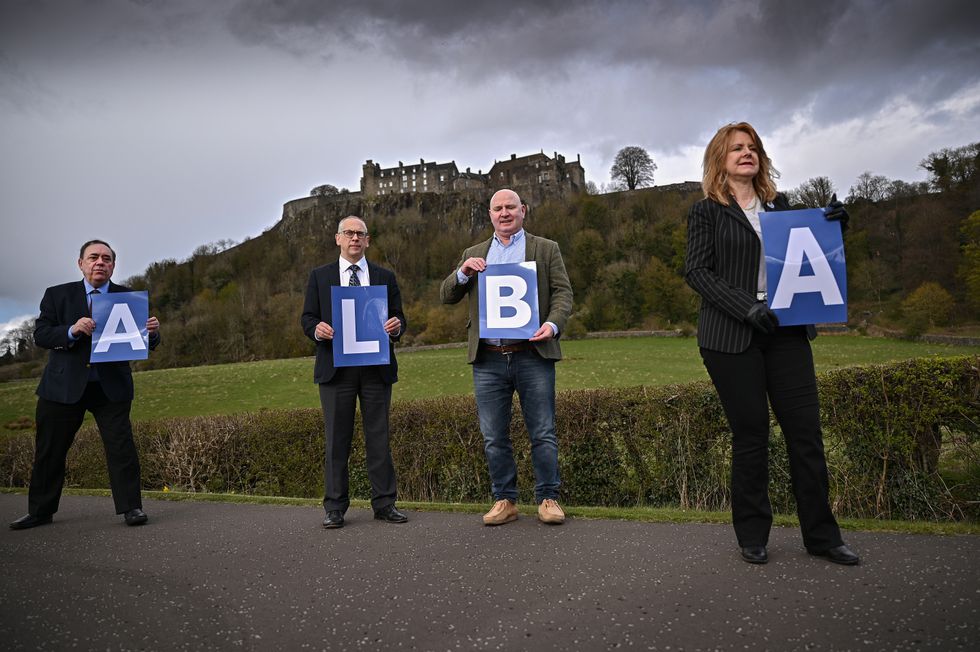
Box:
[1,494,977,651]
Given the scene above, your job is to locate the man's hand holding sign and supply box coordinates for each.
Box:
[478,262,543,340]
[90,291,155,362]
[331,285,391,367]
[462,257,554,342]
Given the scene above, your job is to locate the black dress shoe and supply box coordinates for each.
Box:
[322,510,345,529]
[374,505,408,523]
[123,508,148,526]
[809,544,860,565]
[9,514,53,530]
[740,546,768,564]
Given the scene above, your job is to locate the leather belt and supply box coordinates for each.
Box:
[481,342,533,354]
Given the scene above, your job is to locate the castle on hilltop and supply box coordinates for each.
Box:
[361,151,586,204]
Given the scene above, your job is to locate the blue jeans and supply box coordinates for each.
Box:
[472,349,560,502]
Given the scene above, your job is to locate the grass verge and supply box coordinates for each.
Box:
[3,487,976,536]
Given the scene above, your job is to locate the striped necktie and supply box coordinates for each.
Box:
[348,264,361,287]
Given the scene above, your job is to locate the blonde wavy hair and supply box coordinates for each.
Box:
[701,122,779,205]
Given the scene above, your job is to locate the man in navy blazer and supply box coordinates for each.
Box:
[10,240,160,530]
[301,216,408,528]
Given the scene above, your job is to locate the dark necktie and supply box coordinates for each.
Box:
[88,289,101,379]
[348,264,360,287]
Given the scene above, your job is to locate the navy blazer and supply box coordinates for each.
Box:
[301,260,405,385]
[685,193,817,353]
[34,280,161,404]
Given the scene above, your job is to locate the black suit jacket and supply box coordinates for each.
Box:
[685,194,817,353]
[301,260,405,385]
[34,280,161,404]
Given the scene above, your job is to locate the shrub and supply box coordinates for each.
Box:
[1,357,977,521]
[901,282,955,337]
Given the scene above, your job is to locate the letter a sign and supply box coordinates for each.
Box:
[478,262,540,338]
[760,208,847,326]
[90,291,150,362]
[331,285,390,367]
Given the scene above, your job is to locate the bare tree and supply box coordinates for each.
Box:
[847,171,890,203]
[886,179,930,199]
[919,142,980,192]
[610,146,657,191]
[789,176,836,207]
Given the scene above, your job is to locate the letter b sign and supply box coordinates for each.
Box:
[479,262,540,338]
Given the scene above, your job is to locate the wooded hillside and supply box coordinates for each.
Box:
[3,148,978,373]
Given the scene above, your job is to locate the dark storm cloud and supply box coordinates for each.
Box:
[1,0,977,327]
[226,0,980,127]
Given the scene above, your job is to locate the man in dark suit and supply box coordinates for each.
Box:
[301,216,408,529]
[10,239,160,530]
[441,189,573,526]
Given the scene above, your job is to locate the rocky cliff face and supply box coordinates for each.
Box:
[277,190,492,242]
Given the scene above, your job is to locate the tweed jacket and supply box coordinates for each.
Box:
[440,232,573,363]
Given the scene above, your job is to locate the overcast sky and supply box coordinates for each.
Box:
[2,0,979,332]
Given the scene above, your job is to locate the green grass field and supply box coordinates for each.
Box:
[1,335,978,436]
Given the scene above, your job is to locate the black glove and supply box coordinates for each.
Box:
[823,193,850,231]
[746,301,779,334]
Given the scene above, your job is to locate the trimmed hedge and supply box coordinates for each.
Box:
[1,356,977,520]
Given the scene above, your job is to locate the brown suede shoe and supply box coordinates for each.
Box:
[482,499,518,526]
[537,499,565,524]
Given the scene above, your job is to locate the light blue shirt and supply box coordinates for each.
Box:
[67,280,108,342]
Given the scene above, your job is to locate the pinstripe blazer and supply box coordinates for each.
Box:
[685,193,816,353]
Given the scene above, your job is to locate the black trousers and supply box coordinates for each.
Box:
[700,327,843,551]
[31,382,143,516]
[318,366,397,512]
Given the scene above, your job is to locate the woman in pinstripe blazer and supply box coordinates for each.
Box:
[684,122,859,566]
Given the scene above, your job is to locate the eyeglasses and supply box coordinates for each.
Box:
[340,230,368,239]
